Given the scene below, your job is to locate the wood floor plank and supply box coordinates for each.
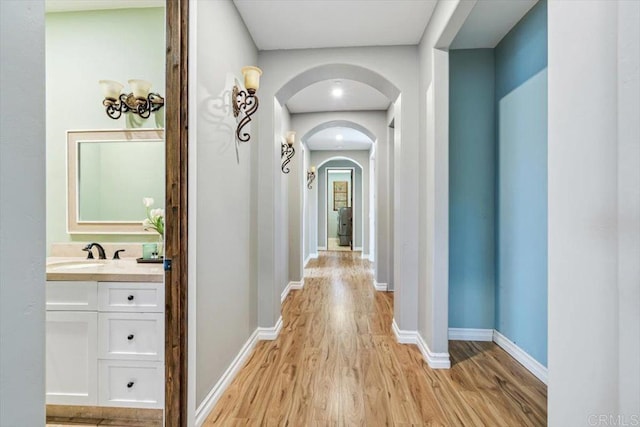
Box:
[205,251,547,426]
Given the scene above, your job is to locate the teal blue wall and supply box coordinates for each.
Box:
[495,0,548,366]
[448,0,547,366]
[449,49,496,329]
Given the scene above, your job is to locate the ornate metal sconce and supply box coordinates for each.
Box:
[281,131,296,174]
[233,66,262,143]
[307,166,316,189]
[99,79,164,120]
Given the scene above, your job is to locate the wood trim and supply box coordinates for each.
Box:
[165,0,189,425]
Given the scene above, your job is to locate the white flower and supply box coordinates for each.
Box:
[142,218,152,228]
[150,208,164,219]
[143,197,154,208]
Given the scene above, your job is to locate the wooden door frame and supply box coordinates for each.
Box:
[165,0,189,425]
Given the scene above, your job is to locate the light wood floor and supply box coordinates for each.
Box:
[206,252,547,426]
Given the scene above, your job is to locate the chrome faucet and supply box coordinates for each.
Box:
[82,243,107,260]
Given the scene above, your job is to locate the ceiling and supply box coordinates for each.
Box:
[233,0,438,51]
[287,79,390,114]
[305,127,373,151]
[46,0,164,12]
[450,0,538,49]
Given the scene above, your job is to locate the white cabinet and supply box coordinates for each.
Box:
[46,311,98,405]
[46,280,164,409]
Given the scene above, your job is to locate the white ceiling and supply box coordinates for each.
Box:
[305,127,373,151]
[287,79,390,114]
[233,0,438,51]
[450,0,538,49]
[46,0,164,13]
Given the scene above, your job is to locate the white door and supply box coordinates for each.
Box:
[46,311,98,405]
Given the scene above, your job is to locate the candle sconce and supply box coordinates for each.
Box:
[99,79,164,120]
[281,131,296,174]
[307,167,316,189]
[233,66,262,143]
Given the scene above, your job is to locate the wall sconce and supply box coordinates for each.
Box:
[233,66,262,143]
[99,79,164,120]
[307,166,316,189]
[281,131,296,174]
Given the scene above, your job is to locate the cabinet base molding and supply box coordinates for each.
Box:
[46,404,162,426]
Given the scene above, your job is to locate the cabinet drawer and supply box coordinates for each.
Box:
[46,281,97,311]
[98,360,164,409]
[98,282,164,313]
[99,313,164,361]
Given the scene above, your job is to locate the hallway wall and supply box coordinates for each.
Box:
[448,49,496,330]
[0,1,46,424]
[495,0,548,367]
[192,0,259,409]
[548,0,640,423]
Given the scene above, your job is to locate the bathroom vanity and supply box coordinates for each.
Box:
[45,258,164,410]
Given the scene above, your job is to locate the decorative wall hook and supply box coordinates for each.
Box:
[233,66,262,143]
[307,166,316,189]
[99,79,164,120]
[281,131,296,174]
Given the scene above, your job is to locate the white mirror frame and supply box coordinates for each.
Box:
[67,128,164,234]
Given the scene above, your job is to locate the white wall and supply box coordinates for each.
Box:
[191,0,259,409]
[257,47,418,333]
[0,0,46,425]
[548,1,640,424]
[45,8,165,248]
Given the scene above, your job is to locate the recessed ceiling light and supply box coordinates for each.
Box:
[331,87,343,97]
[336,134,343,141]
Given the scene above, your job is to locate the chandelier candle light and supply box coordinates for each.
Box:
[233,66,262,143]
[281,131,296,174]
[99,79,165,120]
[307,166,316,189]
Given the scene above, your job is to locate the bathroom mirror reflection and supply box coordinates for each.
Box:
[67,129,165,234]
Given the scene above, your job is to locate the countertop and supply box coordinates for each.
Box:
[46,257,164,282]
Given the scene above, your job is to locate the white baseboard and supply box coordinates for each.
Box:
[361,252,372,261]
[373,281,388,291]
[317,246,327,251]
[493,330,548,385]
[392,319,451,369]
[195,329,259,426]
[281,280,304,303]
[353,246,363,251]
[195,316,284,425]
[256,316,283,341]
[448,328,494,341]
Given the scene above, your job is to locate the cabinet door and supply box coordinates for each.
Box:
[46,311,98,405]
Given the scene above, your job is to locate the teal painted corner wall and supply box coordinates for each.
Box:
[495,0,548,366]
[449,49,496,329]
[448,0,548,367]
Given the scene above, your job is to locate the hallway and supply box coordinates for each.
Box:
[205,252,547,426]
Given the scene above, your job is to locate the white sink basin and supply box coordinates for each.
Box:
[48,261,106,270]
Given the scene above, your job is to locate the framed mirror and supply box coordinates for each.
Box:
[67,129,165,234]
